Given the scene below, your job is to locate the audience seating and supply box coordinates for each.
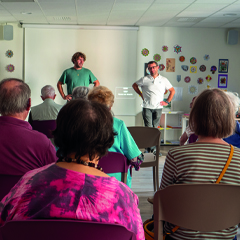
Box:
[98,152,128,184]
[153,183,240,240]
[31,120,56,138]
[127,126,161,191]
[0,219,137,240]
[0,175,22,201]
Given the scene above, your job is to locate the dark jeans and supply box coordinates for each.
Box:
[142,108,163,128]
[142,108,162,152]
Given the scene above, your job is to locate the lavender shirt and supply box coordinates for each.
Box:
[0,163,144,240]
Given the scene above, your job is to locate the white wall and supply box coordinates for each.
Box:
[24,27,138,126]
[136,27,240,117]
[0,23,23,80]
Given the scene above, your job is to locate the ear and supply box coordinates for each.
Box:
[41,96,44,101]
[53,94,56,100]
[26,98,31,111]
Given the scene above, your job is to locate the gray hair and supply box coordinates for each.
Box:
[72,86,89,100]
[225,91,240,112]
[41,85,55,98]
[0,78,31,115]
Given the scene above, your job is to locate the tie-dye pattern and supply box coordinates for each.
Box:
[0,163,144,240]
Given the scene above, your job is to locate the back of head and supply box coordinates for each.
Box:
[53,99,115,160]
[88,86,114,108]
[41,85,55,98]
[225,91,240,113]
[0,78,31,116]
[72,86,89,100]
[189,88,235,138]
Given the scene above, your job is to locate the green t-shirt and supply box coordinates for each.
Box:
[59,67,97,94]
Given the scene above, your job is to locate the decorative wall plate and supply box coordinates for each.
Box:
[159,64,165,71]
[6,64,15,72]
[206,75,212,82]
[210,66,217,74]
[204,54,210,60]
[6,50,13,58]
[190,66,197,73]
[190,57,197,64]
[188,85,198,95]
[179,56,185,62]
[184,76,191,83]
[174,44,182,54]
[199,65,206,72]
[153,54,161,62]
[141,48,149,56]
[181,65,188,71]
[197,77,204,84]
[162,45,168,52]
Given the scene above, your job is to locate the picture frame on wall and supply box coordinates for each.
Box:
[218,74,228,88]
[218,59,229,73]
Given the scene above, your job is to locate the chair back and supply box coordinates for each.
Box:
[31,120,56,138]
[153,184,240,240]
[127,126,160,150]
[0,175,22,201]
[127,126,161,191]
[98,152,128,184]
[0,219,137,240]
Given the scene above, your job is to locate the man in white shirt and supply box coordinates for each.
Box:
[132,61,175,152]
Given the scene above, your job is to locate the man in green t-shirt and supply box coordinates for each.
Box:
[57,52,100,101]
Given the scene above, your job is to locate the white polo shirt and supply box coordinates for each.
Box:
[135,74,172,109]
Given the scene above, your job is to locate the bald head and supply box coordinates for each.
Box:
[0,78,31,116]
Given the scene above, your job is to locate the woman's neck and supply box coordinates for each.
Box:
[197,136,229,145]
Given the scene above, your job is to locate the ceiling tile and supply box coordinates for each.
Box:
[148,3,190,11]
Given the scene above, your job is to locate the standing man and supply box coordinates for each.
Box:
[132,61,175,152]
[57,52,100,101]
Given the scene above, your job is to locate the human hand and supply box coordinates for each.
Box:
[160,101,168,106]
[63,94,72,101]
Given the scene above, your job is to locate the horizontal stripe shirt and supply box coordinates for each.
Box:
[160,143,240,240]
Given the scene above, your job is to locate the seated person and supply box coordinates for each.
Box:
[0,99,144,240]
[160,89,240,239]
[72,86,89,99]
[0,78,57,175]
[224,91,240,148]
[88,86,143,188]
[28,85,62,124]
[179,96,197,145]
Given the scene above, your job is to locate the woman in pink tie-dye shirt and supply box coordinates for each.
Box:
[0,99,144,240]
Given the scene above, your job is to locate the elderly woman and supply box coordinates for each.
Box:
[160,89,240,240]
[88,86,143,188]
[72,86,89,99]
[0,99,144,240]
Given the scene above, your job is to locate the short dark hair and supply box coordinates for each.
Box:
[189,89,235,138]
[53,99,115,161]
[71,52,86,63]
[147,61,158,67]
[0,78,31,115]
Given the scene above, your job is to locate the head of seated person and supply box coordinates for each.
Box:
[72,86,89,100]
[88,86,114,110]
[41,85,56,101]
[189,88,235,139]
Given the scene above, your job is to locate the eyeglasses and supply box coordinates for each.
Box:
[148,66,158,70]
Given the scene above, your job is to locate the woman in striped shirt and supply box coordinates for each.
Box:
[161,89,240,240]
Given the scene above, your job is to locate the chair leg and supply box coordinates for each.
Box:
[156,165,159,191]
[153,166,156,192]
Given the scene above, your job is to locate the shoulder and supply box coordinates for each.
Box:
[113,117,125,129]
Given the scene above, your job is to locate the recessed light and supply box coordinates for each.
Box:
[223,13,237,16]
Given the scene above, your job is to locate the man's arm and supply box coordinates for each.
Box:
[57,81,72,101]
[132,83,144,100]
[93,80,100,87]
[160,87,175,106]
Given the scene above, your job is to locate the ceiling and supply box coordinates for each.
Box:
[1,0,240,28]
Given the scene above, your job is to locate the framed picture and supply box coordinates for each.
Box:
[218,59,229,73]
[218,74,228,88]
